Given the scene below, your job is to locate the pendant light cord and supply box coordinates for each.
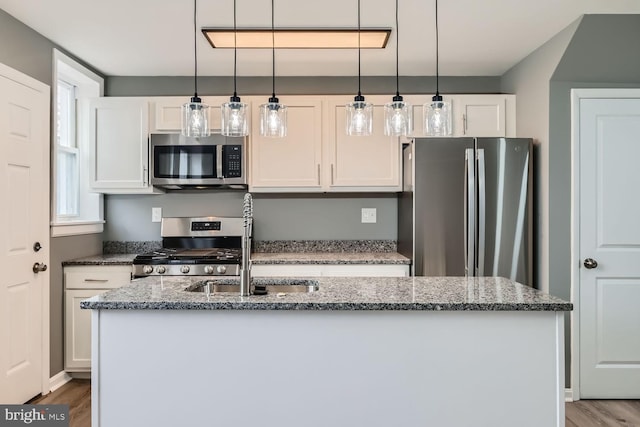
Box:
[193,0,198,97]
[395,0,399,97]
[271,0,276,99]
[435,0,440,96]
[357,0,362,97]
[233,0,237,97]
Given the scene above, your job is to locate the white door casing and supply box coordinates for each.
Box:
[572,89,640,399]
[0,63,50,403]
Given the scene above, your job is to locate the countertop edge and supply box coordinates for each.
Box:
[80,301,573,312]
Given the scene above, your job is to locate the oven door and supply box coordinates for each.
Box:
[150,134,246,189]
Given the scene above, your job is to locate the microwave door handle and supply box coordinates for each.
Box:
[216,145,223,178]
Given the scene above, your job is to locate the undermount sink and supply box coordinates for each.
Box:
[185,278,319,295]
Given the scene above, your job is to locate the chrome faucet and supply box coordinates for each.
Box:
[240,193,253,296]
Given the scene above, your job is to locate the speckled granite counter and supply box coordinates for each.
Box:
[251,252,410,265]
[63,251,410,266]
[81,276,571,311]
[62,254,137,266]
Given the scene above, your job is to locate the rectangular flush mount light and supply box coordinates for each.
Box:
[202,28,391,49]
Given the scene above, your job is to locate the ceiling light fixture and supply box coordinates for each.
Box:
[259,0,287,138]
[181,0,210,137]
[424,0,451,136]
[221,0,249,137]
[384,0,412,137]
[346,0,373,137]
[202,28,391,49]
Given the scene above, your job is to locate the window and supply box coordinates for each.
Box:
[51,49,104,237]
[56,79,79,217]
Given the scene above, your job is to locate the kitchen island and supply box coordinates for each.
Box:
[82,276,571,427]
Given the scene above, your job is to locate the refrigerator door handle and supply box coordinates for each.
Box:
[464,148,475,277]
[477,149,486,276]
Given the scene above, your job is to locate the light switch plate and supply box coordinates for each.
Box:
[361,208,377,224]
[152,207,162,223]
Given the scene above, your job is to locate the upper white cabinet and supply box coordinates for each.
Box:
[404,94,515,138]
[249,96,324,192]
[453,94,515,137]
[327,95,401,191]
[150,96,231,133]
[87,97,160,194]
[249,95,402,193]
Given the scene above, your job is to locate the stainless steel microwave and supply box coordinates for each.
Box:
[150,133,247,190]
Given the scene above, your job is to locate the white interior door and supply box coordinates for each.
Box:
[577,93,640,398]
[0,64,50,403]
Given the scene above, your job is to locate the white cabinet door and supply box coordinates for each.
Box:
[249,97,324,192]
[64,265,132,371]
[150,96,229,133]
[64,289,107,371]
[451,94,515,137]
[327,95,401,191]
[88,97,158,193]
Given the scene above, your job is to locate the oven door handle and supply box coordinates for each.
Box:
[216,145,224,179]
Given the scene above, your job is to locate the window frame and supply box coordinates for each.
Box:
[51,49,105,237]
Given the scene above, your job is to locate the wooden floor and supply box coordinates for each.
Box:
[28,379,91,427]
[28,380,640,427]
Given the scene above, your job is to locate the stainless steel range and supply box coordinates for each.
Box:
[133,216,246,277]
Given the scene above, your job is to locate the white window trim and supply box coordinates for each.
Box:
[51,49,105,236]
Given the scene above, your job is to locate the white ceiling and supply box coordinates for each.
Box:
[1,0,640,77]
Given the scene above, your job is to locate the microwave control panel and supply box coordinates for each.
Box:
[222,145,242,178]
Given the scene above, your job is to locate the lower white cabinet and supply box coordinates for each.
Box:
[252,264,409,277]
[64,265,132,372]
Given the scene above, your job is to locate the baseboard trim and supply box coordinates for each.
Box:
[565,388,574,402]
[49,371,72,392]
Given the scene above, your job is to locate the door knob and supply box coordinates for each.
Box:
[583,258,598,269]
[33,262,48,273]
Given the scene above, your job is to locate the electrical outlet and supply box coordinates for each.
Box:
[152,207,162,223]
[361,208,377,224]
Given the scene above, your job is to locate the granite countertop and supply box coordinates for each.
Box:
[62,254,137,266]
[63,252,410,266]
[80,276,572,312]
[251,252,410,265]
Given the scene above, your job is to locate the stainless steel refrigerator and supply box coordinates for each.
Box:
[398,137,533,286]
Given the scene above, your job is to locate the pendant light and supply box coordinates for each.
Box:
[384,0,413,136]
[424,0,451,136]
[221,0,249,137]
[181,0,211,137]
[259,0,287,138]
[346,0,373,136]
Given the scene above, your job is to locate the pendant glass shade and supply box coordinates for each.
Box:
[384,98,413,136]
[346,97,373,136]
[259,98,287,138]
[181,96,211,137]
[424,95,451,137]
[221,98,249,137]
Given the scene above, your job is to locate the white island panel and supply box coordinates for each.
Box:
[92,309,564,427]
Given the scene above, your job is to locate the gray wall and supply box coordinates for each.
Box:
[105,193,397,241]
[0,8,104,378]
[103,75,501,243]
[501,19,579,293]
[549,14,640,308]
[106,76,501,97]
[500,18,580,387]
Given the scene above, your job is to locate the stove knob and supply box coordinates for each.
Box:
[143,265,154,275]
[180,265,190,274]
[216,265,227,274]
[156,266,166,274]
[203,265,214,274]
